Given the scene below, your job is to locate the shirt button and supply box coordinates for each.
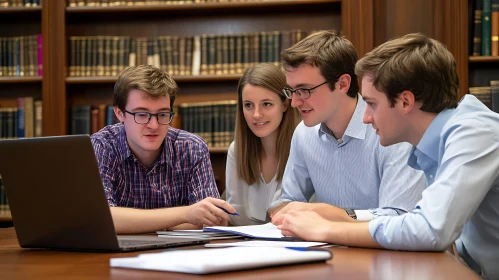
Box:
[429,175,434,179]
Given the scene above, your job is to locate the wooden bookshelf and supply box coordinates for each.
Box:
[0,77,42,83]
[57,0,370,192]
[0,213,12,222]
[1,0,471,193]
[66,0,341,13]
[0,7,41,13]
[469,56,499,63]
[66,74,242,84]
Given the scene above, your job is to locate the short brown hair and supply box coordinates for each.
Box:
[355,33,458,112]
[281,30,359,98]
[113,65,179,112]
[235,63,299,185]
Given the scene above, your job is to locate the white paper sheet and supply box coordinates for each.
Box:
[110,247,332,274]
[203,222,287,240]
[204,240,327,248]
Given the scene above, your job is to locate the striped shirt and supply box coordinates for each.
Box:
[90,123,219,209]
[271,96,426,217]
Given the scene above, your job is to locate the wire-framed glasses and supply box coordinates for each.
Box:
[282,80,331,99]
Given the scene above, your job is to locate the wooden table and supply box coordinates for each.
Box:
[0,227,479,279]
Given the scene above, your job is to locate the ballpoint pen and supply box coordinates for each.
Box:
[217,206,240,216]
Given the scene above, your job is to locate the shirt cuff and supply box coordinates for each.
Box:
[354,209,375,221]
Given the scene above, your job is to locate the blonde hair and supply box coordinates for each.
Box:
[234,63,299,185]
[113,65,179,111]
[355,33,458,112]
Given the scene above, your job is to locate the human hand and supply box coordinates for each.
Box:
[271,201,325,225]
[272,202,352,225]
[275,210,333,242]
[185,197,236,226]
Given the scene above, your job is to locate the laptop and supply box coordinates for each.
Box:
[0,135,209,252]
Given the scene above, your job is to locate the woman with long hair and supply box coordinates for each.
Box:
[226,63,300,225]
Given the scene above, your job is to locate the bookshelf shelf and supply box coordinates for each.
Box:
[0,7,41,13]
[209,147,229,154]
[469,56,499,63]
[66,74,243,84]
[0,76,42,83]
[0,213,12,222]
[66,0,340,13]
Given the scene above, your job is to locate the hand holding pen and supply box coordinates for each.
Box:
[185,197,238,226]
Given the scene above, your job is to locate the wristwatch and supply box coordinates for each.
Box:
[344,208,357,220]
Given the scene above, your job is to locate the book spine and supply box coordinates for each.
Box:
[492,0,499,56]
[37,34,43,76]
[483,0,492,56]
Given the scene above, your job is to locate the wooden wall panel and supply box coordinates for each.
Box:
[42,1,67,136]
[373,0,468,99]
[341,0,374,57]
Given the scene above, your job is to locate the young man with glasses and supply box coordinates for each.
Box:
[91,65,235,234]
[270,30,426,223]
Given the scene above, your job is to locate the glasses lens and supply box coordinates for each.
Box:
[134,112,150,124]
[158,113,172,124]
[297,89,309,99]
[283,88,292,99]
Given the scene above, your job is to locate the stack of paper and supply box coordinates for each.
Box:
[156,229,242,240]
[110,247,332,274]
[204,240,327,248]
[203,222,293,240]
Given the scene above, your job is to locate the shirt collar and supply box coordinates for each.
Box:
[408,107,455,165]
[317,94,367,140]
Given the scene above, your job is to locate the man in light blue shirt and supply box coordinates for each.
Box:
[269,30,426,222]
[273,33,499,279]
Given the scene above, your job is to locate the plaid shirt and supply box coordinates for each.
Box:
[90,123,219,209]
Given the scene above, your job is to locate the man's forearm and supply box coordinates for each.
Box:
[326,221,383,248]
[110,206,188,234]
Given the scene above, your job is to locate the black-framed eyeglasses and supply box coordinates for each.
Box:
[282,80,331,100]
[124,110,175,125]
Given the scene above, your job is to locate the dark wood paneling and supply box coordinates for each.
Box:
[372,0,468,100]
[42,0,67,136]
[373,0,434,46]
[341,0,374,57]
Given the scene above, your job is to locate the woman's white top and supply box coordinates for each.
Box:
[225,142,282,226]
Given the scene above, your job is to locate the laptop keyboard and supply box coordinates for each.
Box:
[118,239,172,247]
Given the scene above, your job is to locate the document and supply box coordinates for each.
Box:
[203,222,292,240]
[156,229,241,240]
[204,240,327,248]
[110,247,332,274]
[156,229,244,240]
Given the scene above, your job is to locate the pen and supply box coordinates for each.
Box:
[217,206,240,216]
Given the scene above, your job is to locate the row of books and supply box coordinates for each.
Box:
[0,35,43,77]
[0,98,42,139]
[71,105,119,135]
[471,0,499,56]
[68,0,264,7]
[179,100,236,148]
[70,101,236,149]
[469,80,499,112]
[68,30,309,77]
[0,177,10,219]
[0,0,40,7]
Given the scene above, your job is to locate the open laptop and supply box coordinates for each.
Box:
[0,135,209,252]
